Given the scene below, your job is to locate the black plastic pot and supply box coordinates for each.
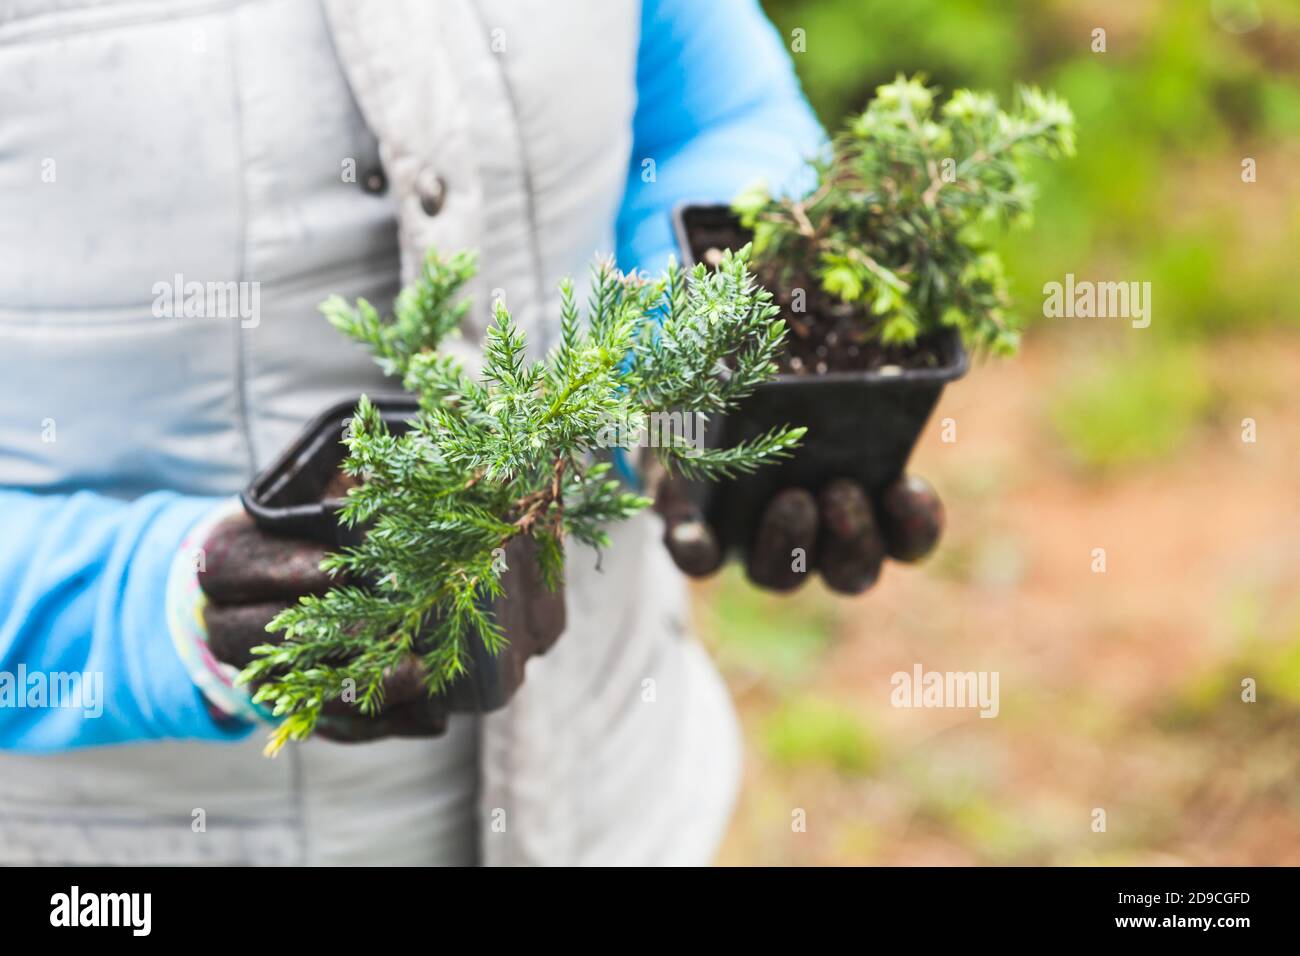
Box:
[241,394,561,715]
[672,204,968,555]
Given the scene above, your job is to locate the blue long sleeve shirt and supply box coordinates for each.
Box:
[0,490,243,749]
[618,0,824,272]
[0,0,823,752]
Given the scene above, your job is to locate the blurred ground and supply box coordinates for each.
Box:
[696,328,1300,865]
[692,0,1300,868]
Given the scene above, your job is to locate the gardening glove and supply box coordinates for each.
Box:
[197,511,565,742]
[656,474,943,596]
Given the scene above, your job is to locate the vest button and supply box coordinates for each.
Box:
[362,167,387,194]
[416,168,447,216]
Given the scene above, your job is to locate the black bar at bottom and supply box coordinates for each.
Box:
[0,865,1285,941]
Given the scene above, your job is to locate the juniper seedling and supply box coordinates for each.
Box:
[241,247,803,753]
[733,74,1075,356]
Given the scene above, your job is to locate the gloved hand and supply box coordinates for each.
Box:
[197,512,565,742]
[655,474,944,595]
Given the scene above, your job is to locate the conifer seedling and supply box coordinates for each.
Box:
[240,248,803,752]
[732,73,1076,365]
[668,75,1075,561]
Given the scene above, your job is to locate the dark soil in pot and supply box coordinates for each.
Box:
[241,394,562,715]
[672,204,968,557]
[319,468,361,503]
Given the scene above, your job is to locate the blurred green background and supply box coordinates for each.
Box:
[703,0,1300,865]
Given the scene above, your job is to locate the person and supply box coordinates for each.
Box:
[0,0,939,865]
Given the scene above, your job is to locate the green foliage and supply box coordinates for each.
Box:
[697,565,839,683]
[735,74,1074,355]
[763,0,1300,344]
[243,248,802,753]
[762,695,879,775]
[1047,347,1214,474]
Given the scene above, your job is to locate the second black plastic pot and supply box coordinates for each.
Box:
[672,204,969,556]
[241,394,563,715]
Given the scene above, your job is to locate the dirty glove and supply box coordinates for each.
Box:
[656,474,944,595]
[197,511,565,742]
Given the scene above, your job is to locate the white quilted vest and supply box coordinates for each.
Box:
[0,0,740,865]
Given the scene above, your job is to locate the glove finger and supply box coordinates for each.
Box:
[314,715,394,743]
[198,512,335,604]
[314,706,445,743]
[655,476,723,578]
[383,695,450,738]
[205,600,295,669]
[877,474,945,563]
[316,658,448,743]
[376,654,430,709]
[499,536,567,656]
[311,654,428,719]
[816,479,885,595]
[745,487,818,592]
